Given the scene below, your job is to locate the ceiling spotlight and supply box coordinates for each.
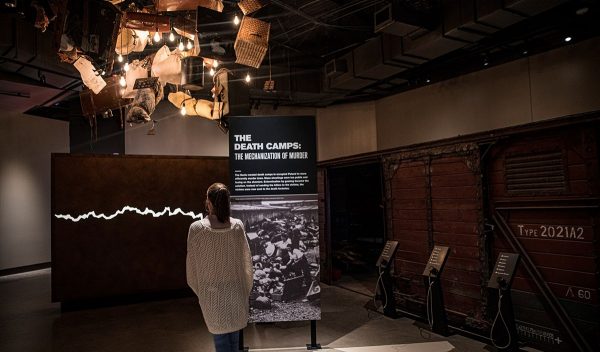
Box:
[522,50,528,55]
[180,105,187,116]
[564,36,572,42]
[153,31,161,43]
[210,68,215,76]
[169,32,175,42]
[425,78,431,83]
[117,54,123,63]
[119,75,126,87]
[245,73,251,83]
[186,40,193,50]
[124,62,130,72]
[234,15,240,26]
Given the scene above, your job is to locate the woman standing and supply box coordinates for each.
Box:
[186,183,253,352]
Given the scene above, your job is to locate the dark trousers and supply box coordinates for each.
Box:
[213,331,239,352]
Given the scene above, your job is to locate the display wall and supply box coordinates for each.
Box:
[51,154,228,302]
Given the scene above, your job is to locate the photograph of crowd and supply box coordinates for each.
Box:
[231,197,321,322]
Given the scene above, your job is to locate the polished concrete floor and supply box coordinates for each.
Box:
[0,269,502,352]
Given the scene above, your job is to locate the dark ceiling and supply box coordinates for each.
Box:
[1,0,599,119]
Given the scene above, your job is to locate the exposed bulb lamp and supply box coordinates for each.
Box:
[213,60,219,68]
[153,31,161,42]
[209,68,215,76]
[119,75,126,87]
[178,41,184,51]
[234,15,240,26]
[186,40,193,50]
[180,105,186,115]
[117,54,123,63]
[169,32,175,42]
[124,62,130,72]
[245,73,251,83]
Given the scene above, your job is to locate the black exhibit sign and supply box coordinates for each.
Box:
[423,245,450,277]
[229,115,320,323]
[229,115,317,196]
[488,252,520,289]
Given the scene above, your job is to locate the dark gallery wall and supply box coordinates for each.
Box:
[0,111,69,271]
[315,37,600,161]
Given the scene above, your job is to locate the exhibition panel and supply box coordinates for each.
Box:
[51,154,228,303]
[229,115,321,323]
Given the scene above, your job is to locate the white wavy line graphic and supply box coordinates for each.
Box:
[54,206,204,222]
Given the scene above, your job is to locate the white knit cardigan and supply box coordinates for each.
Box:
[186,217,254,334]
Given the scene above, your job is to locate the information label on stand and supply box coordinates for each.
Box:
[423,246,449,276]
[229,116,320,324]
[488,252,519,288]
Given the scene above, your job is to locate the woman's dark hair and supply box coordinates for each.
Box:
[206,183,230,223]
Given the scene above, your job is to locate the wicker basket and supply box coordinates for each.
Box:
[238,0,270,15]
[234,16,270,68]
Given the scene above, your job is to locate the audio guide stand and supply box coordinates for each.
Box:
[422,246,450,336]
[488,253,520,351]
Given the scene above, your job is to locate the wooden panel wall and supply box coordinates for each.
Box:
[385,146,486,328]
[52,154,229,303]
[487,124,600,351]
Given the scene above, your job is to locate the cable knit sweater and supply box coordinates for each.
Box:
[186,216,253,334]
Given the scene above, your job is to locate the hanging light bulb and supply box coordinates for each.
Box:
[169,31,175,42]
[213,60,219,68]
[234,15,240,26]
[245,73,251,83]
[180,105,187,116]
[210,68,215,76]
[119,75,126,87]
[186,40,193,50]
[124,62,130,72]
[178,41,184,51]
[153,31,161,42]
[117,54,123,63]
[119,88,125,96]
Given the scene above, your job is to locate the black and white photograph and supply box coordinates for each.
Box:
[231,196,321,323]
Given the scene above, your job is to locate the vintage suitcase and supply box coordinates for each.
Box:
[156,0,223,12]
[79,76,130,118]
